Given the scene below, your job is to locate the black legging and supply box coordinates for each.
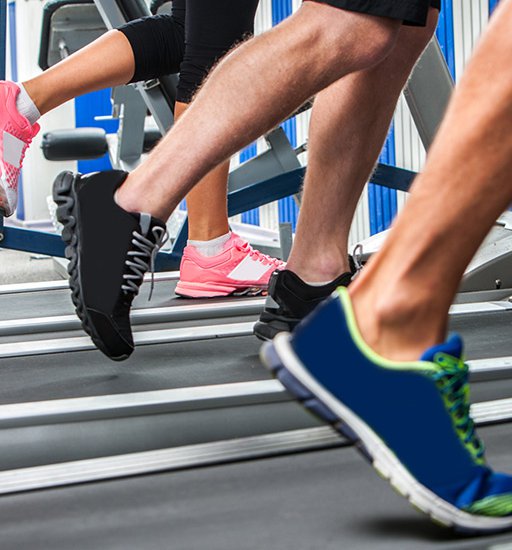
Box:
[118,0,259,103]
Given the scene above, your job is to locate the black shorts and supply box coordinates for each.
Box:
[305,0,441,26]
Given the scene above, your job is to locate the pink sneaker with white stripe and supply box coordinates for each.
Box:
[175,233,286,298]
[0,81,40,217]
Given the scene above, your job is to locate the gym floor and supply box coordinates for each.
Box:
[0,249,60,285]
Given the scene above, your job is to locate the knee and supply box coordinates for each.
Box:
[348,20,401,69]
[298,2,400,72]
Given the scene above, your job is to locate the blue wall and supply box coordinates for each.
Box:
[369,127,397,235]
[272,0,299,231]
[75,89,118,173]
[489,0,500,13]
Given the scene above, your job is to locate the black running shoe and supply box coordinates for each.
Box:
[253,269,353,341]
[53,170,168,361]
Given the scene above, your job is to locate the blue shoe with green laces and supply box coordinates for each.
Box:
[261,287,512,533]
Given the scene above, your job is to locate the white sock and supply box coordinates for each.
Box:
[304,280,333,287]
[15,83,41,125]
[188,231,232,257]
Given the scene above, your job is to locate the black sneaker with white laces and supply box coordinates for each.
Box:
[52,170,168,361]
[253,269,353,341]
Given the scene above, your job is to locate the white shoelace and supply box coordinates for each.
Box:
[122,225,168,300]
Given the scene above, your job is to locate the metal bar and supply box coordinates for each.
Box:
[0,271,179,295]
[279,223,293,261]
[227,168,305,217]
[450,301,512,316]
[0,380,285,429]
[93,0,126,29]
[404,37,454,149]
[0,226,182,271]
[472,398,512,425]
[468,357,512,382]
[0,298,264,337]
[0,321,255,358]
[370,163,417,193]
[0,295,505,339]
[0,226,65,257]
[0,427,344,496]
[228,127,301,192]
[0,392,509,496]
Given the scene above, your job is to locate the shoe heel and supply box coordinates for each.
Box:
[261,341,339,424]
[52,171,78,245]
[51,171,90,337]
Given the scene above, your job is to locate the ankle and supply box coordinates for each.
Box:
[187,225,230,242]
[15,82,41,124]
[349,282,447,362]
[114,180,140,214]
[287,253,351,284]
[114,174,165,220]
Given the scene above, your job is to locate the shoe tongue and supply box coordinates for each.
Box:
[138,212,152,237]
[420,333,464,362]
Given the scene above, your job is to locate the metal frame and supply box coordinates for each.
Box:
[0,392,509,496]
[0,270,179,295]
[0,321,255,358]
[0,427,344,495]
[0,294,508,338]
[0,371,507,431]
[0,297,264,336]
[404,38,454,149]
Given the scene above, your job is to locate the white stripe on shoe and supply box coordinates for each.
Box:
[228,254,270,281]
[3,131,25,169]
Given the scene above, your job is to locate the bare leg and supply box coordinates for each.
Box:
[117,3,401,219]
[350,0,512,361]
[175,101,231,241]
[286,9,438,282]
[23,30,135,116]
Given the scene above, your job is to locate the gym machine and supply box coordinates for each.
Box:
[0,3,512,547]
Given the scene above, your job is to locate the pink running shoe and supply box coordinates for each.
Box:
[176,233,286,298]
[0,81,40,217]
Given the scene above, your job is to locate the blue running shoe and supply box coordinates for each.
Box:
[261,287,512,533]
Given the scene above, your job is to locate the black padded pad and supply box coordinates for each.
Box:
[143,128,162,153]
[41,128,108,161]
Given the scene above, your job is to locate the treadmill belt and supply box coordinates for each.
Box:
[0,423,510,550]
[450,311,512,360]
[0,334,264,404]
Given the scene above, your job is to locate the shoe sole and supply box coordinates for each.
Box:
[254,314,300,342]
[261,333,512,534]
[175,280,267,298]
[253,321,281,342]
[52,171,130,361]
